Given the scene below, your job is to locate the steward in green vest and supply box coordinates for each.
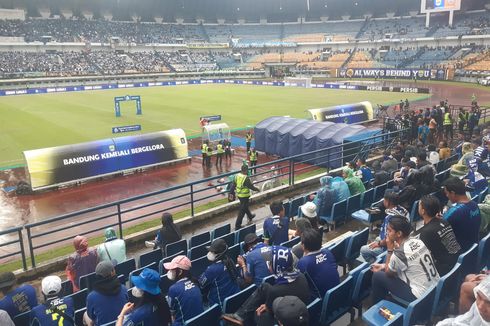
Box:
[248,148,258,174]
[245,132,253,152]
[216,142,224,166]
[443,111,453,140]
[201,141,208,166]
[234,165,259,230]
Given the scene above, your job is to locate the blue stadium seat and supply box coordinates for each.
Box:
[280,236,301,248]
[159,274,176,296]
[129,262,158,287]
[307,298,322,326]
[343,228,369,270]
[189,231,211,248]
[327,237,349,274]
[64,288,88,311]
[184,303,221,326]
[319,275,354,325]
[347,193,362,215]
[214,232,234,248]
[13,310,30,326]
[222,284,257,313]
[100,321,116,326]
[283,200,291,219]
[288,196,305,219]
[478,232,490,270]
[457,243,479,279]
[432,263,462,317]
[75,307,86,326]
[373,183,387,202]
[351,264,373,318]
[227,243,241,264]
[139,249,163,268]
[361,188,374,208]
[165,239,188,257]
[79,272,97,292]
[61,279,73,296]
[235,224,256,244]
[212,223,231,239]
[478,187,489,203]
[320,199,347,230]
[188,241,211,261]
[159,251,185,275]
[115,258,136,283]
[409,200,421,225]
[190,255,212,277]
[363,285,436,326]
[261,274,275,285]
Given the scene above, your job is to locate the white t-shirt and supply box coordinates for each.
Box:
[388,238,440,298]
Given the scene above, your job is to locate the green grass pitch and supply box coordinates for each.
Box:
[0,84,428,167]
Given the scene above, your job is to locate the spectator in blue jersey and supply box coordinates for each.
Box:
[297,229,339,300]
[199,239,240,308]
[473,136,490,177]
[263,201,290,246]
[443,177,481,251]
[66,235,98,292]
[97,228,127,264]
[360,191,409,263]
[117,268,171,326]
[163,255,204,325]
[84,261,128,326]
[0,272,37,319]
[465,158,487,199]
[237,233,272,287]
[356,158,373,183]
[310,177,335,219]
[30,275,75,326]
[223,246,310,326]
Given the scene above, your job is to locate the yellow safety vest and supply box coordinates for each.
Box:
[235,173,250,198]
[249,150,257,161]
[246,134,252,142]
[201,144,208,154]
[217,144,224,154]
[443,113,452,126]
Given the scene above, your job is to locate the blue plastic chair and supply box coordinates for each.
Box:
[262,274,275,285]
[115,258,136,283]
[212,223,231,239]
[307,298,322,326]
[75,307,87,326]
[159,274,176,296]
[327,237,349,273]
[159,251,185,274]
[216,232,235,247]
[100,321,116,326]
[351,264,374,318]
[79,272,97,292]
[61,279,73,296]
[222,284,257,313]
[320,199,347,230]
[344,228,369,268]
[139,249,163,268]
[409,200,421,225]
[189,231,211,248]
[191,255,212,277]
[289,196,305,218]
[363,285,437,326]
[188,241,211,261]
[347,193,362,215]
[432,263,462,316]
[280,236,301,248]
[361,188,375,208]
[64,288,88,311]
[319,275,354,325]
[228,243,241,264]
[185,303,221,326]
[373,183,387,202]
[13,310,30,326]
[235,224,256,244]
[457,243,479,279]
[478,233,490,270]
[165,239,188,257]
[129,262,158,286]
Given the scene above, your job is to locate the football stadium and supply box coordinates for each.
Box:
[0,0,489,325]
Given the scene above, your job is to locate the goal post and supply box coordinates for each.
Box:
[285,76,312,88]
[114,95,142,117]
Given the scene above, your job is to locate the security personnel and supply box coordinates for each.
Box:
[216,141,224,166]
[245,131,253,152]
[443,110,453,140]
[206,146,213,167]
[224,139,232,160]
[234,165,259,230]
[248,148,258,174]
[201,141,208,166]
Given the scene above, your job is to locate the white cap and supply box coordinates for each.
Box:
[300,202,317,218]
[41,275,62,296]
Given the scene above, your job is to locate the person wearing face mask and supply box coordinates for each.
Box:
[437,276,490,326]
[84,261,128,326]
[163,255,203,325]
[198,239,240,308]
[116,268,171,326]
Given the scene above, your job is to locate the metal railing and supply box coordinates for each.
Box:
[8,128,407,270]
[0,227,27,271]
